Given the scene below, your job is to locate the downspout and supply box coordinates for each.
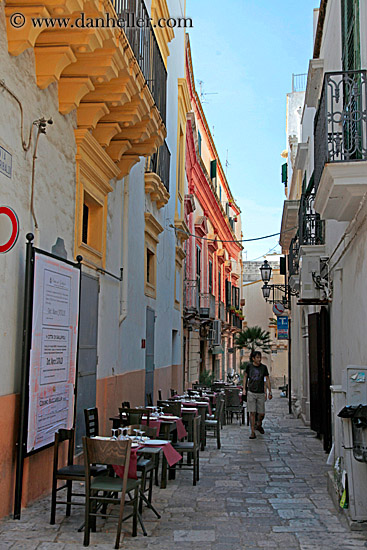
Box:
[119,175,129,324]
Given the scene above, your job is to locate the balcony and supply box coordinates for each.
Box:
[314,70,367,221]
[279,200,300,253]
[288,232,299,282]
[145,140,170,208]
[114,0,167,125]
[184,280,199,313]
[299,189,325,246]
[199,293,216,319]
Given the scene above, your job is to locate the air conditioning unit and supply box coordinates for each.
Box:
[212,320,221,345]
[299,254,322,300]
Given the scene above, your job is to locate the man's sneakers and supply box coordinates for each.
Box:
[255,424,265,434]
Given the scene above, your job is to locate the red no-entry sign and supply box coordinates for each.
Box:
[0,206,19,253]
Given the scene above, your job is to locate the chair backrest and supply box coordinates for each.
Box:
[53,428,74,470]
[161,401,181,417]
[121,401,131,409]
[146,393,153,407]
[192,416,201,448]
[127,424,158,438]
[84,407,99,438]
[158,389,162,401]
[119,408,150,426]
[215,396,224,420]
[225,389,241,408]
[170,388,177,397]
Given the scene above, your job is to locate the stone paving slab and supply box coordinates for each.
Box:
[1,392,367,549]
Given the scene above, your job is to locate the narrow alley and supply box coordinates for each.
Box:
[1,393,366,550]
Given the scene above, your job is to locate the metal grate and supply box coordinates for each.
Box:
[288,233,299,277]
[314,70,367,191]
[112,0,167,125]
[145,140,171,192]
[299,191,325,246]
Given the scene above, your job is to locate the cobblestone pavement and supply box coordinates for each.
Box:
[1,393,367,550]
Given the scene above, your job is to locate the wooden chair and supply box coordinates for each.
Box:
[119,408,150,426]
[50,428,105,524]
[121,401,131,409]
[160,401,181,417]
[225,389,243,424]
[170,388,177,397]
[146,393,153,407]
[83,437,140,547]
[170,416,200,485]
[84,407,99,437]
[205,397,224,449]
[127,425,161,504]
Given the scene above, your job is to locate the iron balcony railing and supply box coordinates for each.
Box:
[199,293,216,319]
[314,70,367,191]
[145,140,171,192]
[184,279,199,311]
[288,233,299,277]
[112,0,167,125]
[298,191,325,246]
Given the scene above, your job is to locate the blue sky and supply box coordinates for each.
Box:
[187,0,317,260]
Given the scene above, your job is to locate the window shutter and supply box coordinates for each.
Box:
[281,163,288,185]
[225,280,232,307]
[341,0,360,71]
[210,159,217,180]
[198,131,202,156]
[280,256,286,275]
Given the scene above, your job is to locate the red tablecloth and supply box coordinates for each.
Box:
[142,416,187,440]
[113,441,182,479]
[113,446,140,480]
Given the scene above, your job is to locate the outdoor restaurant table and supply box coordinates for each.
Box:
[109,438,182,489]
[109,414,179,439]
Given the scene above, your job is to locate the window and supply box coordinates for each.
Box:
[196,246,201,293]
[281,162,288,186]
[82,203,89,244]
[225,279,232,307]
[198,131,202,156]
[144,213,164,299]
[341,0,360,71]
[210,159,217,180]
[218,268,221,301]
[146,249,154,284]
[81,191,103,252]
[209,260,213,294]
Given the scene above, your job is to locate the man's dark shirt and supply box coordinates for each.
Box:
[245,363,269,393]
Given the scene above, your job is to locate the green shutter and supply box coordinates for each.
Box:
[341,0,360,71]
[281,163,288,185]
[198,131,202,156]
[210,159,217,180]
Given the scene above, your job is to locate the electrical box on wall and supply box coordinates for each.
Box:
[342,366,367,406]
[299,245,326,301]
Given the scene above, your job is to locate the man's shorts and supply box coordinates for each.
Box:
[247,391,266,414]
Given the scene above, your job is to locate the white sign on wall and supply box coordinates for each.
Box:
[0,145,12,178]
[27,252,80,453]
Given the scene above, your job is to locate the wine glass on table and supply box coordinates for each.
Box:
[111,429,118,440]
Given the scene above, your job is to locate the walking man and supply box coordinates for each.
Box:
[243,350,272,439]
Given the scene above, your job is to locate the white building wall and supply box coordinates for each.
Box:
[0,7,77,397]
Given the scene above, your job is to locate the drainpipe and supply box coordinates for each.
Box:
[119,175,129,324]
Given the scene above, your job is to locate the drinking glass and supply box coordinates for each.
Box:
[111,429,118,440]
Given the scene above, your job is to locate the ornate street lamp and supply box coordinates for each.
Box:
[262,284,271,301]
[260,260,272,284]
